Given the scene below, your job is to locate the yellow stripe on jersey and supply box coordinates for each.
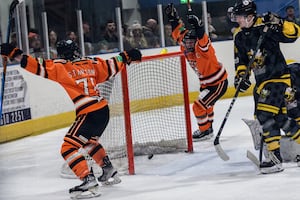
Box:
[257,103,280,114]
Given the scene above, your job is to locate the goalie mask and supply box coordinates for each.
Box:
[183,30,197,52]
[56,40,80,61]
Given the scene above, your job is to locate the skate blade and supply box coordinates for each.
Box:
[101,175,122,186]
[192,134,214,142]
[70,187,101,199]
[260,167,284,174]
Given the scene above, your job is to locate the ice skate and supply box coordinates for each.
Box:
[296,155,300,167]
[98,156,121,186]
[69,174,101,199]
[260,149,284,174]
[192,127,214,141]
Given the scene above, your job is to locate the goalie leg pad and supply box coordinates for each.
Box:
[242,118,262,150]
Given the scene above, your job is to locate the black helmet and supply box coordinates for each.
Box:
[183,30,197,52]
[56,40,80,60]
[233,0,257,16]
[184,29,197,40]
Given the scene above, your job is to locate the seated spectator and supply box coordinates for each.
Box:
[49,29,58,58]
[284,5,300,25]
[82,22,94,55]
[28,32,46,58]
[207,13,218,40]
[164,24,177,46]
[128,23,148,49]
[83,21,93,43]
[66,31,78,43]
[97,40,118,54]
[99,20,119,51]
[143,18,160,48]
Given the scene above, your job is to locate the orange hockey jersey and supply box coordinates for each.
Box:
[172,23,227,88]
[21,55,126,116]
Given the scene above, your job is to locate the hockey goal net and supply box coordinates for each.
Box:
[61,51,193,177]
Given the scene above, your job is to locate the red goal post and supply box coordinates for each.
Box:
[97,51,193,175]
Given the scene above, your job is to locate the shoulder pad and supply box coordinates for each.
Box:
[233,27,242,38]
[286,59,297,65]
[253,17,264,27]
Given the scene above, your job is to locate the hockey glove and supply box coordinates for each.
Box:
[119,48,142,65]
[165,3,179,22]
[187,14,205,39]
[187,14,202,27]
[262,12,283,32]
[165,4,180,30]
[234,76,251,93]
[262,12,283,25]
[0,43,23,60]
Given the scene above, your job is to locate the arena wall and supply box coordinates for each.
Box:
[1,39,299,143]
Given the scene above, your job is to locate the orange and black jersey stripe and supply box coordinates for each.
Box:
[171,23,228,88]
[20,55,126,115]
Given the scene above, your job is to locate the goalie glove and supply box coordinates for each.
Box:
[119,48,142,65]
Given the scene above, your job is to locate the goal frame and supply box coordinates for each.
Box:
[121,51,193,175]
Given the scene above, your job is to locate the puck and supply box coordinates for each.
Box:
[148,154,154,159]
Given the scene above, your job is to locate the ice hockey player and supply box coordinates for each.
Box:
[285,60,300,126]
[0,40,142,199]
[165,4,228,141]
[232,0,300,173]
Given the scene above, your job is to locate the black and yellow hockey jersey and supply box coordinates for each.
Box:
[234,17,300,91]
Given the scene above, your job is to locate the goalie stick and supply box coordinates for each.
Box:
[246,150,260,168]
[0,0,20,120]
[214,26,269,161]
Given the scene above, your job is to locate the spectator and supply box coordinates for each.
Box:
[164,24,177,46]
[49,29,58,58]
[66,31,78,43]
[284,5,300,25]
[128,23,148,49]
[122,24,132,51]
[28,32,46,58]
[83,21,93,43]
[207,13,218,40]
[82,22,94,55]
[143,18,160,48]
[100,20,119,51]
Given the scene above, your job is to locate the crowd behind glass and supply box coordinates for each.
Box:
[1,0,299,59]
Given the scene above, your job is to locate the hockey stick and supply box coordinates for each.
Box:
[214,26,269,161]
[0,0,20,120]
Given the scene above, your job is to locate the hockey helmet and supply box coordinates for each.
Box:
[56,39,80,61]
[183,30,197,52]
[232,0,257,16]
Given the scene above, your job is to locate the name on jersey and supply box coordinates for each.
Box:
[68,69,96,78]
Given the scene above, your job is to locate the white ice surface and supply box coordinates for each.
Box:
[1,96,299,200]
